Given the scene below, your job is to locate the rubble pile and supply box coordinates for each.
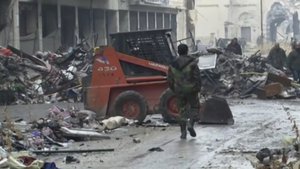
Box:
[1,43,298,105]
[201,51,298,99]
[0,105,170,168]
[0,105,139,152]
[0,44,92,105]
[252,146,300,169]
[0,106,119,168]
[0,104,169,153]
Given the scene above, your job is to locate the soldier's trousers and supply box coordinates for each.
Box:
[176,92,200,123]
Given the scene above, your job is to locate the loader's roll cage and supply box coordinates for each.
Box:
[110,29,176,77]
[110,29,177,66]
[110,29,197,77]
[110,29,196,63]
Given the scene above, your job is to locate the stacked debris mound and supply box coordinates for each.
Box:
[0,44,92,105]
[201,50,297,99]
[0,105,166,154]
[0,105,168,168]
[29,105,110,146]
[0,106,108,152]
[0,106,118,168]
[252,147,299,169]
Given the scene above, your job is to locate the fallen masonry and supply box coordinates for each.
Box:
[0,44,92,105]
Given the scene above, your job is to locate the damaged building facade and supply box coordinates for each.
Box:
[195,0,300,46]
[0,0,190,54]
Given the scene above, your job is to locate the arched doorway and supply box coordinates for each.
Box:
[266,2,290,42]
[238,12,255,42]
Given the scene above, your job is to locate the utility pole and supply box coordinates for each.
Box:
[13,0,20,49]
[37,0,43,51]
[260,0,264,48]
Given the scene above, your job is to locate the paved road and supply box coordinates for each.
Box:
[2,99,299,169]
[0,102,83,121]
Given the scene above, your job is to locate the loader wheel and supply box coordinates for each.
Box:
[159,88,179,123]
[114,91,148,123]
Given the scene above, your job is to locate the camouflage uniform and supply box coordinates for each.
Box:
[168,54,201,139]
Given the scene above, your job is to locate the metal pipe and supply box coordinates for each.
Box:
[32,148,114,154]
[37,0,43,51]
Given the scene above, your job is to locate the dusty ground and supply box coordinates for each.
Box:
[1,99,300,169]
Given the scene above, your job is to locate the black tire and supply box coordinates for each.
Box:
[159,88,179,123]
[114,91,148,123]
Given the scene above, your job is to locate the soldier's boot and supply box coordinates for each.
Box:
[180,122,187,139]
[187,118,196,137]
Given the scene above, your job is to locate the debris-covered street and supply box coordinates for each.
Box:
[3,0,300,169]
[1,99,299,169]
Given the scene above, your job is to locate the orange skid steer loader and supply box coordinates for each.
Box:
[85,46,169,122]
[84,29,233,124]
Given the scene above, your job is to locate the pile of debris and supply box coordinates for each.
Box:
[0,106,122,168]
[0,105,140,153]
[0,148,60,169]
[0,104,169,168]
[1,43,297,105]
[201,50,298,99]
[252,146,300,169]
[0,43,92,105]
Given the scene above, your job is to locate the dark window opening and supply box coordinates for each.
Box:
[120,61,165,77]
[164,13,170,28]
[171,14,177,40]
[61,6,75,47]
[139,12,147,30]
[130,11,138,31]
[42,4,58,37]
[148,12,155,29]
[20,3,37,36]
[156,13,163,29]
[78,8,91,40]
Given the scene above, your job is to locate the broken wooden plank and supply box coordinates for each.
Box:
[266,73,292,87]
[263,83,284,97]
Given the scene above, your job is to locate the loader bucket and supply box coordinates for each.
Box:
[199,97,234,125]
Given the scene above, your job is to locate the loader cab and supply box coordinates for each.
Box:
[110,29,177,66]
